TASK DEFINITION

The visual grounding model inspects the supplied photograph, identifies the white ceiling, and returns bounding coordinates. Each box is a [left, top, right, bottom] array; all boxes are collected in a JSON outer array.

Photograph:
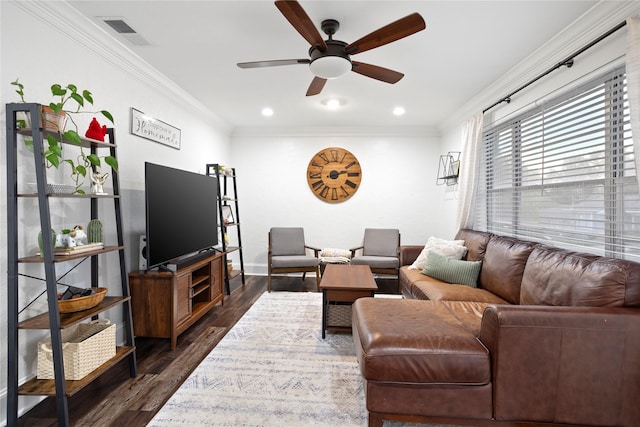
[[68, 1, 598, 130]]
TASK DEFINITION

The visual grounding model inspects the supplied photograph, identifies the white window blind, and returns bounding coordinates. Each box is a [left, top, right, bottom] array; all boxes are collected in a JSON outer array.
[[476, 66, 640, 261]]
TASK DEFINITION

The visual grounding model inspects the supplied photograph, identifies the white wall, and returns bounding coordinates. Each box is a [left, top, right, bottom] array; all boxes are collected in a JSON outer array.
[[0, 2, 231, 423], [230, 128, 444, 274]]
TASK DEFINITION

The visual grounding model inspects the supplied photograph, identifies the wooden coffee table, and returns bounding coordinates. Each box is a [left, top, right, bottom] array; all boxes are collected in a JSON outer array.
[[319, 264, 378, 338]]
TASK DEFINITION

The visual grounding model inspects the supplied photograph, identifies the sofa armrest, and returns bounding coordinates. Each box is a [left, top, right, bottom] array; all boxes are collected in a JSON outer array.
[[479, 305, 640, 425], [399, 245, 423, 266]]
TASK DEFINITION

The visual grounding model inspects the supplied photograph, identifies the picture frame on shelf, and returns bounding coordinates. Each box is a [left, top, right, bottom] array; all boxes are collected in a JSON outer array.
[[221, 205, 234, 225]]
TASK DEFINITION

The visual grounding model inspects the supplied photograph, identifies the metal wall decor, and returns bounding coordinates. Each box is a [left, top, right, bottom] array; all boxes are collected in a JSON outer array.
[[436, 151, 460, 186]]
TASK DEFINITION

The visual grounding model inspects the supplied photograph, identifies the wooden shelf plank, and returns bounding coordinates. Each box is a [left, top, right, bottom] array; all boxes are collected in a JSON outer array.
[[17, 346, 135, 397], [18, 193, 120, 199], [18, 128, 116, 149], [18, 245, 124, 263], [18, 296, 131, 330]]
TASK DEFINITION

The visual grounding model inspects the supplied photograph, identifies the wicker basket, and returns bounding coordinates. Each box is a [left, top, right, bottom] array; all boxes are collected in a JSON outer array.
[[58, 287, 107, 313], [327, 303, 352, 327], [37, 319, 116, 380]]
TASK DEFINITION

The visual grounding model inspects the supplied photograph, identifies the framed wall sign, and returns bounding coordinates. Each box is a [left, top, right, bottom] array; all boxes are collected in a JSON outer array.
[[130, 108, 181, 150]]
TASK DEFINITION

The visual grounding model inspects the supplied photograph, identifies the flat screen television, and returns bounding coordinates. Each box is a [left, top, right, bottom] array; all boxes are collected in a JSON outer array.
[[144, 162, 219, 270]]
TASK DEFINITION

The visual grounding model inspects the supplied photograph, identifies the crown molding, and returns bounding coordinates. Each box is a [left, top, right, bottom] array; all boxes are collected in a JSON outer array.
[[12, 0, 232, 134], [439, 0, 640, 134]]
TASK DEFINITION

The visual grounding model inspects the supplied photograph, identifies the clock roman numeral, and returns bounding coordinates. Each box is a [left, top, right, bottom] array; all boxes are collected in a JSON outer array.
[[311, 160, 324, 168], [309, 172, 322, 179], [319, 185, 329, 198], [311, 180, 324, 189], [345, 180, 357, 189], [330, 149, 339, 162], [340, 186, 350, 197], [331, 188, 338, 200], [319, 153, 330, 164], [347, 172, 360, 177]]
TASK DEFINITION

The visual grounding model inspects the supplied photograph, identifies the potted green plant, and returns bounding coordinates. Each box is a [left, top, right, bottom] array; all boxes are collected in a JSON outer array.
[[10, 79, 118, 194]]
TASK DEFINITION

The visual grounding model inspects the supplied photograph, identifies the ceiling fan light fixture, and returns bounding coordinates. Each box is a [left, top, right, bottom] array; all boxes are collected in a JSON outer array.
[[309, 56, 352, 79]]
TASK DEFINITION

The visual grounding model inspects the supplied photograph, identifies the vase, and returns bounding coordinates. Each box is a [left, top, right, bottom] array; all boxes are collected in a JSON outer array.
[[38, 229, 56, 257], [40, 106, 67, 132], [87, 219, 103, 243]]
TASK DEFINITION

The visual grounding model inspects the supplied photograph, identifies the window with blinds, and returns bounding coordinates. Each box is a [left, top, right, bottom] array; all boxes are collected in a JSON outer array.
[[476, 66, 640, 261]]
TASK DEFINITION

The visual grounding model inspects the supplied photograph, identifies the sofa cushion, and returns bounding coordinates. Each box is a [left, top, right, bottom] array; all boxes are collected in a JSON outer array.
[[408, 236, 467, 270], [422, 251, 482, 287], [521, 245, 630, 307], [352, 298, 491, 385], [455, 229, 492, 261], [480, 235, 536, 304], [412, 280, 510, 305]]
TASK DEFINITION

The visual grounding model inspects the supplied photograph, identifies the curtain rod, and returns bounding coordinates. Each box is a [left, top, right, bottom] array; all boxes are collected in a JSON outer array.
[[483, 20, 627, 114]]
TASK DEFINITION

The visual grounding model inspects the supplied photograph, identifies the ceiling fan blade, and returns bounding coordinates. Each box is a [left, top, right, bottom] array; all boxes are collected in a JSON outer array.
[[237, 59, 310, 68], [275, 1, 327, 51], [352, 61, 404, 84], [345, 13, 426, 55], [306, 77, 327, 96]]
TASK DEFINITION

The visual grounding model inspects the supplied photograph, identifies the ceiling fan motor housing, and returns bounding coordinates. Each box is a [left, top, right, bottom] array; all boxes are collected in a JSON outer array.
[[308, 40, 352, 79]]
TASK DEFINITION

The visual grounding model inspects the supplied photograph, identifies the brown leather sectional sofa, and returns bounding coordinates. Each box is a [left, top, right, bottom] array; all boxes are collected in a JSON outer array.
[[352, 229, 640, 427]]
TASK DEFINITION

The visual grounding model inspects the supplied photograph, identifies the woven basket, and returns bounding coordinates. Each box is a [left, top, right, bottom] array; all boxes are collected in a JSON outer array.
[[327, 303, 352, 327], [58, 287, 107, 313], [37, 319, 116, 380]]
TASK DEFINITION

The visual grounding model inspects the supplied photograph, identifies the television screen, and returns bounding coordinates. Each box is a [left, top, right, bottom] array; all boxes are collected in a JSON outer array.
[[145, 162, 219, 269]]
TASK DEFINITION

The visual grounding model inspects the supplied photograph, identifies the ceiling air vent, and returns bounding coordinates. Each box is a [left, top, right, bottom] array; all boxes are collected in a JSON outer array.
[[101, 17, 150, 46], [104, 19, 136, 34]]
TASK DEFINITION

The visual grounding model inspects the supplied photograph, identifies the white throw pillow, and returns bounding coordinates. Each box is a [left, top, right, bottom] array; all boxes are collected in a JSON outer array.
[[408, 237, 467, 270]]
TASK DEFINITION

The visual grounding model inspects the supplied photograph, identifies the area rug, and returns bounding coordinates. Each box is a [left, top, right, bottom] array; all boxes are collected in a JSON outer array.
[[148, 292, 461, 427]]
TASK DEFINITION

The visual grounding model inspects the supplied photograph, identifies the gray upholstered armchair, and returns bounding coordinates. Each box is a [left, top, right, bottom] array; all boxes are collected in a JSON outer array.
[[268, 227, 321, 292], [350, 228, 400, 279]]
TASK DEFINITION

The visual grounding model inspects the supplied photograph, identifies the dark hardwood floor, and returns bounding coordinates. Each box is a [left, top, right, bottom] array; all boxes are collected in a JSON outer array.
[[18, 275, 397, 426]]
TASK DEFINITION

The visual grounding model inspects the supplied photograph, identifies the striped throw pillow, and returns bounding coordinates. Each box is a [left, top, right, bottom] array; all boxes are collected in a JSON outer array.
[[421, 251, 482, 287]]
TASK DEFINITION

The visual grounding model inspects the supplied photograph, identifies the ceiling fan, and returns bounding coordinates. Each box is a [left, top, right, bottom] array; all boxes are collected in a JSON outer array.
[[237, 0, 426, 96]]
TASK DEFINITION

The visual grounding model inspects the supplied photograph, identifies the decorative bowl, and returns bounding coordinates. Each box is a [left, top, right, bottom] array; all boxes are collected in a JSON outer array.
[[58, 287, 107, 313]]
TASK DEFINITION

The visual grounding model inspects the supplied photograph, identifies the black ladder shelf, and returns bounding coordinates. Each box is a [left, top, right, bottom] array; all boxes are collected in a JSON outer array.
[[206, 164, 245, 295], [5, 103, 137, 427]]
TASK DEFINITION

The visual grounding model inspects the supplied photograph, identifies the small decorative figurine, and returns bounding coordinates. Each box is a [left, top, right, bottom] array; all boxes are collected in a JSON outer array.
[[90, 169, 109, 195], [55, 225, 88, 248], [85, 117, 107, 141]]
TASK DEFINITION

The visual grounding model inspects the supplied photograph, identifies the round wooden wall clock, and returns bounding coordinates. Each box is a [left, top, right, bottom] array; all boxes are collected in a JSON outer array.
[[307, 147, 362, 203]]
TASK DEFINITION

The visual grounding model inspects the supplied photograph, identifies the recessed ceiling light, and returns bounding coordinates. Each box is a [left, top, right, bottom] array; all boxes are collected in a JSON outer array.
[[321, 98, 346, 110], [261, 107, 274, 117], [393, 106, 406, 116]]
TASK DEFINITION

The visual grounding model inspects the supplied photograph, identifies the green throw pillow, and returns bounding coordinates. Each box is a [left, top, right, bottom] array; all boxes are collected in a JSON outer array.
[[421, 251, 482, 287]]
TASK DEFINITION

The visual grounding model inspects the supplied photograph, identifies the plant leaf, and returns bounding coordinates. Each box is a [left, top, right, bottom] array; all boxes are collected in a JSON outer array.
[[76, 165, 87, 177], [49, 103, 63, 114], [87, 153, 101, 166], [24, 139, 34, 153], [67, 84, 77, 93], [75, 188, 86, 195], [70, 92, 84, 107], [64, 130, 82, 145], [51, 84, 66, 96], [101, 110, 114, 123], [83, 90, 94, 104], [104, 156, 118, 171], [47, 153, 60, 168]]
